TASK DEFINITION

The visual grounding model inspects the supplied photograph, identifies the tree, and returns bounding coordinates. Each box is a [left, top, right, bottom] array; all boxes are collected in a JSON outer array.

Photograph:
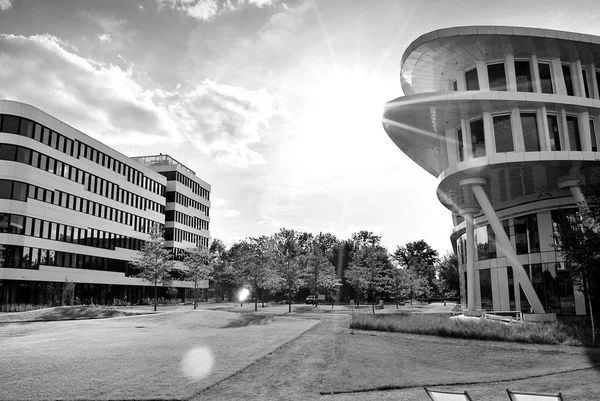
[[209, 238, 236, 302], [393, 240, 439, 295], [303, 251, 340, 307], [390, 267, 432, 306], [436, 252, 460, 299], [554, 190, 600, 345], [273, 228, 309, 313], [230, 237, 278, 311], [345, 232, 393, 313], [183, 245, 214, 309], [131, 223, 173, 311]]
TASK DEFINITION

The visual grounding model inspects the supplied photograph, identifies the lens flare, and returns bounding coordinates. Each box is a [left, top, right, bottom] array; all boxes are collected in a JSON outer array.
[[238, 288, 250, 302], [181, 347, 214, 381]]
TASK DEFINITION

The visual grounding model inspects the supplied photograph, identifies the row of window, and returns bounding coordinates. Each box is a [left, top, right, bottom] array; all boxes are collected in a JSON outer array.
[[0, 244, 137, 275], [0, 179, 160, 235], [0, 114, 165, 196], [165, 210, 209, 231], [159, 170, 210, 201], [457, 213, 540, 263], [165, 191, 209, 216], [457, 59, 600, 97], [0, 212, 145, 251], [0, 143, 164, 214], [474, 262, 575, 315], [164, 227, 208, 247], [455, 112, 597, 161]]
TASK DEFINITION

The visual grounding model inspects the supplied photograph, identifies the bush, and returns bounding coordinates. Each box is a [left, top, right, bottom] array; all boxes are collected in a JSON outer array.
[[349, 313, 599, 347]]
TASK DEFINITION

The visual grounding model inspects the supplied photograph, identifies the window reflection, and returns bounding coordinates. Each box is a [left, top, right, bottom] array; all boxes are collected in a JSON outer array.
[[539, 63, 553, 94], [521, 113, 539, 152], [493, 114, 513, 152], [487, 63, 507, 91], [515, 61, 533, 92], [470, 119, 485, 157], [465, 68, 479, 91], [562, 64, 574, 96], [547, 114, 561, 151], [566, 115, 582, 151]]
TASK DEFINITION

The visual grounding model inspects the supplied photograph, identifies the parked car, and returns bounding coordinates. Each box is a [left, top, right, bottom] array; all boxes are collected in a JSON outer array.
[[305, 295, 317, 304]]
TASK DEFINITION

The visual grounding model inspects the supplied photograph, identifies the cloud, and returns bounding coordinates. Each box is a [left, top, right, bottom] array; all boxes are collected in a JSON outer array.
[[83, 12, 134, 49], [158, 0, 280, 22], [0, 0, 12, 11], [212, 209, 240, 218], [98, 33, 112, 42], [0, 34, 287, 167]]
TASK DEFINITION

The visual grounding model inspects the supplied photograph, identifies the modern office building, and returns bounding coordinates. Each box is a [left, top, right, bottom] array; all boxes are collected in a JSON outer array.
[[0, 100, 209, 307], [383, 26, 600, 318], [132, 154, 211, 260]]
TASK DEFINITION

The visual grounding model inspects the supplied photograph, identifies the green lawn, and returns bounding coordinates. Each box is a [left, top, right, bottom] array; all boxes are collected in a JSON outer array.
[[0, 308, 318, 400]]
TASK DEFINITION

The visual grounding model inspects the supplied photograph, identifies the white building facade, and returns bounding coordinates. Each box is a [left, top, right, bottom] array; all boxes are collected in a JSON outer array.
[[383, 26, 600, 318], [0, 100, 207, 306]]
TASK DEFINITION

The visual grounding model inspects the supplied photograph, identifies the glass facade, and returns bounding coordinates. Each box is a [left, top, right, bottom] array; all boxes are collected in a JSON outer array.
[[538, 63, 553, 94], [465, 68, 479, 91], [566, 115, 582, 151]]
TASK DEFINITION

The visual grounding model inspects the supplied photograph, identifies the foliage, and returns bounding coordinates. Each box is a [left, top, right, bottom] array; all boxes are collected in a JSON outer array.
[[131, 223, 173, 311], [273, 228, 311, 312], [393, 239, 439, 294], [436, 252, 460, 299], [302, 233, 341, 306], [209, 238, 236, 302], [553, 178, 600, 345], [389, 267, 431, 305], [61, 278, 76, 306], [230, 236, 279, 310], [345, 231, 393, 312], [166, 287, 179, 299], [350, 313, 599, 347], [183, 245, 214, 309]]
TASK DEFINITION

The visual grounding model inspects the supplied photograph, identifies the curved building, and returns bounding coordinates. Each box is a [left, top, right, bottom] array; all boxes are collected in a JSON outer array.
[[383, 26, 600, 318]]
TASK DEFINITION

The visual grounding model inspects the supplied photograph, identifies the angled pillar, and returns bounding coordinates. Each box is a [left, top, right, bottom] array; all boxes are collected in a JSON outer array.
[[459, 178, 546, 314]]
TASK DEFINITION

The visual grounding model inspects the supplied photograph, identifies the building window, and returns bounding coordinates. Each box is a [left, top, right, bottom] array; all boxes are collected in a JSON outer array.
[[457, 127, 464, 162], [521, 113, 540, 152], [582, 68, 590, 98], [1, 115, 20, 134], [488, 63, 507, 91], [562, 64, 574, 96], [566, 115, 582, 151], [514, 213, 540, 255], [452, 80, 458, 91], [479, 269, 493, 311], [493, 114, 513, 152], [465, 68, 479, 91], [590, 119, 598, 152], [547, 114, 561, 151], [470, 118, 485, 158], [515, 61, 533, 92]]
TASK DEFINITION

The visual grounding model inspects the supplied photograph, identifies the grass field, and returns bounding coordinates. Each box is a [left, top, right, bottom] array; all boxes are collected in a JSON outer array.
[[2, 303, 600, 401], [0, 308, 318, 400]]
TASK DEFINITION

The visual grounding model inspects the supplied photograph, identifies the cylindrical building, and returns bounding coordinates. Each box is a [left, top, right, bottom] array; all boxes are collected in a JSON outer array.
[[383, 26, 600, 318]]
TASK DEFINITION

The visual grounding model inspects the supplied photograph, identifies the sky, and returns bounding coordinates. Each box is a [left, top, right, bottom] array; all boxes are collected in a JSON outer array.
[[1, 0, 600, 256]]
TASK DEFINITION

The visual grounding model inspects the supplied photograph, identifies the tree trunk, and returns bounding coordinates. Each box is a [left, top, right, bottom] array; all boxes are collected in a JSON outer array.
[[154, 279, 158, 312], [371, 289, 375, 314], [589, 297, 596, 345], [288, 289, 292, 313], [193, 285, 198, 309]]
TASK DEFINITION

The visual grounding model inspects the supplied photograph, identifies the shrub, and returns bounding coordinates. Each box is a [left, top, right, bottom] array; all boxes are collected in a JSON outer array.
[[349, 313, 598, 347]]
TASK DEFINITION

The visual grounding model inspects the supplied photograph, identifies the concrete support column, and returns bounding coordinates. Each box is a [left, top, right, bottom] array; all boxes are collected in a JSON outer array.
[[559, 179, 586, 209], [552, 58, 567, 95], [445, 128, 459, 166], [505, 54, 517, 92], [511, 108, 525, 152], [571, 60, 584, 97], [477, 61, 490, 91], [460, 178, 546, 314], [462, 208, 479, 311], [579, 111, 592, 151], [483, 112, 495, 155], [590, 63, 599, 99], [531, 55, 541, 93], [538, 107, 551, 151]]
